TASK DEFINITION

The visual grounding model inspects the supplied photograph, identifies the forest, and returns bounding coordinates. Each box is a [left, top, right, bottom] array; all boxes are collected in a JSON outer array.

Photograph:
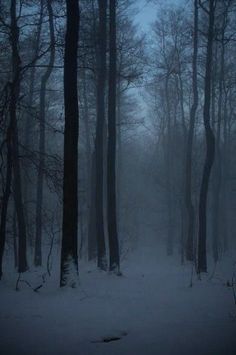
[[0, 0, 236, 354]]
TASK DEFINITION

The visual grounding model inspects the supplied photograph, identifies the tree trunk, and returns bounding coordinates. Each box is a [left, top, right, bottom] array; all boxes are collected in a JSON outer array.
[[117, 77, 122, 234], [107, 0, 120, 273], [95, 0, 108, 270], [60, 0, 79, 288], [0, 124, 13, 279], [211, 2, 230, 263], [13, 209, 18, 268], [165, 76, 174, 256], [197, 0, 216, 274], [10, 0, 28, 274], [211, 48, 224, 263], [185, 0, 199, 261], [35, 0, 55, 267], [81, 68, 96, 261], [221, 86, 229, 252]]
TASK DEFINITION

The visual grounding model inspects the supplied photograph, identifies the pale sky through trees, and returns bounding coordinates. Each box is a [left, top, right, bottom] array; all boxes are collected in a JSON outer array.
[[135, 1, 156, 31], [135, 0, 186, 32]]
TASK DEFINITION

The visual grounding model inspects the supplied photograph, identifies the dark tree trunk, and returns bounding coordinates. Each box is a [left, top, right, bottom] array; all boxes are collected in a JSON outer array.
[[35, 0, 55, 267], [197, 0, 216, 274], [107, 0, 120, 273], [116, 78, 122, 234], [221, 87, 229, 252], [10, 0, 28, 274], [212, 47, 224, 264], [13, 210, 18, 268], [185, 0, 199, 261], [0, 124, 13, 279], [95, 0, 108, 271], [60, 0, 79, 287], [211, 2, 230, 263]]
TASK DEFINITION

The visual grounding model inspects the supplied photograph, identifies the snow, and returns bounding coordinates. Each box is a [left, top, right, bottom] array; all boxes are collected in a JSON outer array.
[[0, 245, 236, 355]]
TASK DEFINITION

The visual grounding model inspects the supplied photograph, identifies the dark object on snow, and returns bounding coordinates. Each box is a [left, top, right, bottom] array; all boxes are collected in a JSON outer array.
[[91, 331, 128, 343]]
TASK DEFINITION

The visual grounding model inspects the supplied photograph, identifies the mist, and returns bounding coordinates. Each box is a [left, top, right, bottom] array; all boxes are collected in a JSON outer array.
[[0, 0, 236, 354]]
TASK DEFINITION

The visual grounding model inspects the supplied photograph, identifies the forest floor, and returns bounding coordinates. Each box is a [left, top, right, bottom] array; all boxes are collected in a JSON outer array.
[[0, 245, 236, 355]]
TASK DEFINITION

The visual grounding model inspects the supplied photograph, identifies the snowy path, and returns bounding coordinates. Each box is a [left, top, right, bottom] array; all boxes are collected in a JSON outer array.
[[0, 250, 236, 355]]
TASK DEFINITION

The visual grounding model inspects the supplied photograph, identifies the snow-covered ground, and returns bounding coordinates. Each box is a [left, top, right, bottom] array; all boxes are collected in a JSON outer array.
[[1, 246, 236, 355]]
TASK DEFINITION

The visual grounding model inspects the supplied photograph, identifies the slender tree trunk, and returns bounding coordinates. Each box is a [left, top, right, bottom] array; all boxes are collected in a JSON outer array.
[[107, 0, 120, 273], [180, 201, 185, 265], [211, 2, 230, 262], [116, 78, 122, 238], [165, 76, 173, 256], [185, 0, 199, 261], [60, 0, 80, 287], [10, 0, 28, 273], [221, 88, 228, 252], [212, 46, 224, 263], [81, 69, 96, 261], [197, 0, 216, 273], [35, 0, 55, 267], [95, 0, 108, 270], [13, 210, 18, 268], [0, 124, 13, 279], [24, 1, 43, 249], [175, 68, 187, 263]]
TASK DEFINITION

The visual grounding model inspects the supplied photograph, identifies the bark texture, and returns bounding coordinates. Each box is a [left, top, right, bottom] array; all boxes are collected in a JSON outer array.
[[60, 0, 80, 287]]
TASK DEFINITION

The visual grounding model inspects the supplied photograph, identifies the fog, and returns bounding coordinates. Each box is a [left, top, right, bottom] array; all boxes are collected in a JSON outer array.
[[0, 0, 236, 354]]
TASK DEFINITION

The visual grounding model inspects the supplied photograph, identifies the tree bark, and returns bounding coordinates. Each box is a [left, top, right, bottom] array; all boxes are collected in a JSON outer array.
[[185, 0, 199, 261], [107, 0, 120, 273], [211, 1, 230, 263], [0, 123, 13, 279], [165, 76, 174, 256], [10, 0, 28, 274], [197, 0, 216, 274], [60, 0, 79, 287], [95, 0, 108, 270], [81, 68, 96, 261]]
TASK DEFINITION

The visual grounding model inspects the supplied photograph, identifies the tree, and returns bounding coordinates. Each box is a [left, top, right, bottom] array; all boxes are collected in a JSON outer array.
[[197, 0, 216, 273], [95, 0, 108, 270], [10, 0, 28, 273], [0, 85, 12, 279], [107, 0, 120, 273], [185, 0, 199, 261], [60, 0, 80, 287]]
